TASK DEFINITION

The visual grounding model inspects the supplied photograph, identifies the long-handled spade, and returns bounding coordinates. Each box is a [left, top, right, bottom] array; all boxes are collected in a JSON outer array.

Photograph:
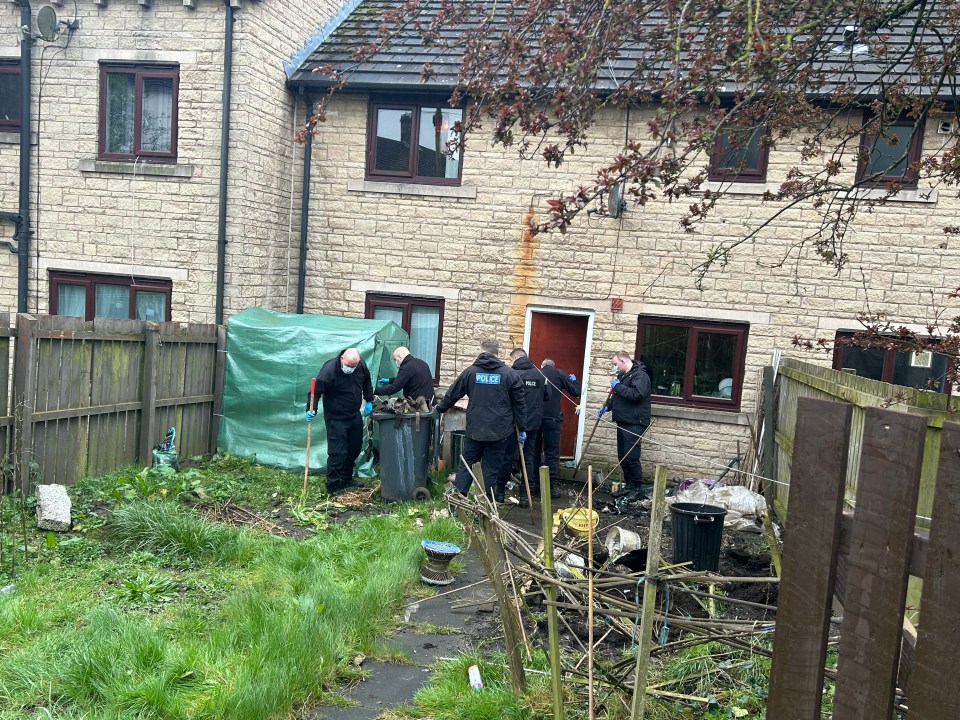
[[573, 386, 613, 477], [302, 378, 316, 504], [515, 426, 536, 524]]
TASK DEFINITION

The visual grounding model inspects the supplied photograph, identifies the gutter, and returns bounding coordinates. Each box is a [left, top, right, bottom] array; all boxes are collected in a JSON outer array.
[[296, 91, 313, 314], [214, 0, 235, 325], [16, 0, 32, 312]]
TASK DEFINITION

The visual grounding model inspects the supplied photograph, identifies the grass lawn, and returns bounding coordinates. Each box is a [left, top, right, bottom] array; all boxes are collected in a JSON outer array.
[[0, 457, 463, 719]]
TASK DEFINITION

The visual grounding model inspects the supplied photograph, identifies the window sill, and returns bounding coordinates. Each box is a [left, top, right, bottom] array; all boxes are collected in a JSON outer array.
[[700, 180, 780, 196], [78, 159, 193, 178], [0, 131, 37, 145], [843, 187, 938, 204], [652, 403, 749, 426], [347, 179, 477, 200]]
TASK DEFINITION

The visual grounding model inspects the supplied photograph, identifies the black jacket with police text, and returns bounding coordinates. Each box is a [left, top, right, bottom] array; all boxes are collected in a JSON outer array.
[[511, 357, 551, 431], [375, 354, 435, 402], [541, 364, 581, 420], [606, 360, 651, 427], [307, 350, 374, 421], [436, 353, 526, 441]]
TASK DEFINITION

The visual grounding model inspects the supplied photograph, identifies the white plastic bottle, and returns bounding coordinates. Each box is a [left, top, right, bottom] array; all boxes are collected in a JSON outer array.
[[467, 664, 483, 691]]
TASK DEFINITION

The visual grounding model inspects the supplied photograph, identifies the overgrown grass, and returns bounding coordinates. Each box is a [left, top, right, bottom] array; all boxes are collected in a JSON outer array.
[[0, 458, 464, 720]]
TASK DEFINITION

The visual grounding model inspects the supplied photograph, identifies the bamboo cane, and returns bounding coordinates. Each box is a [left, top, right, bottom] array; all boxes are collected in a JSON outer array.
[[302, 378, 316, 504], [541, 465, 565, 720], [587, 464, 595, 720]]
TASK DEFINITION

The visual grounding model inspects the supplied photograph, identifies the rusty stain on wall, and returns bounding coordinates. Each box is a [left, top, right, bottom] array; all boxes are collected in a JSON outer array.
[[508, 207, 539, 343]]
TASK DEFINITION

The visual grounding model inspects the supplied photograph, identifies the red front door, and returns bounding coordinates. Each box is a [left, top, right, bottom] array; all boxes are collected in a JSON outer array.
[[527, 312, 589, 456]]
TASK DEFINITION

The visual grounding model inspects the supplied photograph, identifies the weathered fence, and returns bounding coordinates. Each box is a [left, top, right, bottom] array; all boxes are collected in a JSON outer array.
[[766, 357, 958, 527], [1, 313, 224, 493], [767, 397, 960, 719]]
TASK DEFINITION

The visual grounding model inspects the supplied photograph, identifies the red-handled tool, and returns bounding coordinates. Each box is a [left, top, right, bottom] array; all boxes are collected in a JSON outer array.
[[303, 377, 316, 503]]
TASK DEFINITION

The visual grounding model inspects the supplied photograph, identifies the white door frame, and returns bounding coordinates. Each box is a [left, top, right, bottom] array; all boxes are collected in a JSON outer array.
[[523, 305, 595, 462]]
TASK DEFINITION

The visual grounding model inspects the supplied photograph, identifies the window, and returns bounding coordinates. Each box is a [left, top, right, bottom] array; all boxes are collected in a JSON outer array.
[[50, 271, 172, 321], [709, 125, 768, 182], [365, 294, 444, 382], [832, 332, 950, 393], [0, 62, 20, 131], [99, 64, 178, 161], [857, 116, 923, 189], [637, 317, 749, 411], [367, 99, 463, 185]]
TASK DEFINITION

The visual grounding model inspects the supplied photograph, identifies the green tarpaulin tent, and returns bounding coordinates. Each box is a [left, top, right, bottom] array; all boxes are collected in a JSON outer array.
[[218, 308, 408, 476]]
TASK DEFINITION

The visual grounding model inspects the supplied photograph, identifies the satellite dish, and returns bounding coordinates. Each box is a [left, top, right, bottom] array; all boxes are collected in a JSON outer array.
[[36, 6, 58, 42]]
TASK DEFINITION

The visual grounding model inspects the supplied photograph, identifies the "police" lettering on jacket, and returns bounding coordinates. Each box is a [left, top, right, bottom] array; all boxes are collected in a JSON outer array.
[[475, 373, 501, 384]]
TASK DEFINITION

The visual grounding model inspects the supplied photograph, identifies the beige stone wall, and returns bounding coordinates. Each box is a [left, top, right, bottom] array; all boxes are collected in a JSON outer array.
[[304, 94, 960, 478], [0, 0, 337, 323]]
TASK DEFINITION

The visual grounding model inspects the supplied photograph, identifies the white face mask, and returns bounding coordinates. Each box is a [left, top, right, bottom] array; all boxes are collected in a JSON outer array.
[[395, 359, 402, 369], [341, 363, 356, 375], [611, 364, 619, 375]]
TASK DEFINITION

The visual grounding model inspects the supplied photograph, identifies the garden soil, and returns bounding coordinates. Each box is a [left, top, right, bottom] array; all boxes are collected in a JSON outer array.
[[312, 480, 776, 719]]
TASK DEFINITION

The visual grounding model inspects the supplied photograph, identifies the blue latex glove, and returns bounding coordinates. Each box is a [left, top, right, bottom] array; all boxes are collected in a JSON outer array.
[[610, 378, 620, 389], [575, 405, 582, 416], [305, 410, 316, 422], [378, 377, 390, 384], [362, 401, 373, 417], [568, 373, 577, 382], [518, 431, 527, 444], [597, 406, 607, 418]]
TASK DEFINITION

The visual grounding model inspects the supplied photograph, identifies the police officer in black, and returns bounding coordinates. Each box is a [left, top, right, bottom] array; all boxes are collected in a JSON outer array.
[[436, 339, 526, 502], [374, 346, 435, 403], [598, 350, 651, 494], [539, 357, 581, 498], [504, 348, 551, 507], [305, 347, 374, 494]]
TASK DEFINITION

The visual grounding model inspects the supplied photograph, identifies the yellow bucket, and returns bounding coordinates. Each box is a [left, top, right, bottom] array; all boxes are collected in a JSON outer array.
[[553, 508, 599, 539]]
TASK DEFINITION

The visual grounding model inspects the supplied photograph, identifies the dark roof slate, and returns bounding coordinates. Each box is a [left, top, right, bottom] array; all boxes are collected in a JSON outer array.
[[285, 0, 954, 102]]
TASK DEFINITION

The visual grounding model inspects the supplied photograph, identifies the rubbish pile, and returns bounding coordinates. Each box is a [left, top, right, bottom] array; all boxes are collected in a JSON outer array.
[[667, 479, 767, 532]]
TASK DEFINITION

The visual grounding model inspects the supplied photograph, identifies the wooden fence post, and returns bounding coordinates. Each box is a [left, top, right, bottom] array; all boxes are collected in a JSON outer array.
[[12, 315, 37, 494], [762, 365, 775, 493], [210, 324, 226, 455], [767, 397, 852, 719], [139, 325, 160, 466]]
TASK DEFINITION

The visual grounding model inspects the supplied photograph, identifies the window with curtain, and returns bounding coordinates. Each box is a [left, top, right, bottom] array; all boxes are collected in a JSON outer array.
[[367, 98, 463, 185], [636, 316, 749, 411], [99, 64, 178, 161], [50, 271, 172, 321], [0, 62, 20, 131], [365, 294, 444, 382]]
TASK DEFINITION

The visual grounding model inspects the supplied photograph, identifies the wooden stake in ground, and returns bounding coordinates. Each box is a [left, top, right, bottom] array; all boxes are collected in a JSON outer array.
[[587, 465, 595, 720], [630, 464, 668, 720], [540, 465, 565, 720], [302, 378, 316, 503]]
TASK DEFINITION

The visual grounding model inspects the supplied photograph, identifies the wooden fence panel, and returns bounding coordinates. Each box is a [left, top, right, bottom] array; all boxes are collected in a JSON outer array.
[[0, 313, 12, 492], [907, 421, 960, 719], [0, 314, 222, 492], [833, 408, 927, 720], [767, 398, 852, 719]]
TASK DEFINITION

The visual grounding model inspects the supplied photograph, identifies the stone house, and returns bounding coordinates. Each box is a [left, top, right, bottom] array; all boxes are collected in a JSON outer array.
[[1, 0, 338, 323], [283, 1, 959, 477]]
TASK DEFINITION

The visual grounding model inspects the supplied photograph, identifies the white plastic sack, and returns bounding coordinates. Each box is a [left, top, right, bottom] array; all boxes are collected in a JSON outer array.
[[668, 480, 767, 530]]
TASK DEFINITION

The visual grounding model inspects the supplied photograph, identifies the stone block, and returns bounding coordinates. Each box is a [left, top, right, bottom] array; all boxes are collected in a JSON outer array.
[[36, 484, 72, 532]]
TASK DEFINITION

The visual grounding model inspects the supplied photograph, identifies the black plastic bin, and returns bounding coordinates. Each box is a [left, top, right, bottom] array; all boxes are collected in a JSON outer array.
[[670, 502, 727, 572], [373, 411, 437, 501]]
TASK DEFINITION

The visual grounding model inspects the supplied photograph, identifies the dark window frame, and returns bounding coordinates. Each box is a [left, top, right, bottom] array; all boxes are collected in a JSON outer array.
[[98, 63, 179, 162], [365, 97, 464, 186], [50, 271, 172, 321], [856, 114, 923, 189], [636, 316, 749, 412], [831, 331, 952, 395], [364, 293, 444, 384], [0, 61, 21, 131], [708, 124, 769, 183]]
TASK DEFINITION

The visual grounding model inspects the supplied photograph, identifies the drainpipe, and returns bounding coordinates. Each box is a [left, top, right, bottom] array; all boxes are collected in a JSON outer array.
[[296, 91, 313, 314], [16, 0, 32, 313], [214, 0, 235, 325]]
